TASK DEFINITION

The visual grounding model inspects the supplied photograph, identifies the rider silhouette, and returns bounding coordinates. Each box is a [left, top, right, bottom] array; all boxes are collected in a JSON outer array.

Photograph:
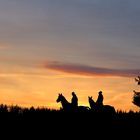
[[71, 92, 78, 107], [96, 91, 104, 106]]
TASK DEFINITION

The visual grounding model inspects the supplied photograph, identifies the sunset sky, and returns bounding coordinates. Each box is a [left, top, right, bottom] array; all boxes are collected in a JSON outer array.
[[0, 0, 140, 111]]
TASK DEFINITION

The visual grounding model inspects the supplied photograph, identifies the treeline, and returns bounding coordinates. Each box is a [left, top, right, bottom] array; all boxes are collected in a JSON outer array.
[[0, 103, 139, 121], [0, 103, 139, 139], [0, 103, 138, 114], [0, 103, 139, 114]]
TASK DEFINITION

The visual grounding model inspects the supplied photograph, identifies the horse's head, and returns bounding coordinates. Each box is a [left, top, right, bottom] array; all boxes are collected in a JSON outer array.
[[88, 96, 95, 103], [88, 96, 96, 109], [56, 93, 64, 103]]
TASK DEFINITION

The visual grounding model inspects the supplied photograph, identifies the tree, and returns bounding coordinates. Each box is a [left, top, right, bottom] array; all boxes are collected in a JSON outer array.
[[132, 76, 140, 107], [135, 76, 140, 85]]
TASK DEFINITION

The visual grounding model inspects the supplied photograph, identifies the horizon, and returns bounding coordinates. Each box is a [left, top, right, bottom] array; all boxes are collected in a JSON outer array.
[[0, 0, 140, 112]]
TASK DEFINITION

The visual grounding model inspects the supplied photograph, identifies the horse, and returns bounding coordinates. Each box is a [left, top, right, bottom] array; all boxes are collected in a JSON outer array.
[[88, 96, 97, 111], [88, 96, 116, 114], [56, 93, 72, 111], [56, 93, 90, 112]]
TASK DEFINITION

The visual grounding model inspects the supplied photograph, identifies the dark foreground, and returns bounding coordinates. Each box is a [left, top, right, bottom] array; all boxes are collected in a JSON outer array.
[[0, 105, 140, 139]]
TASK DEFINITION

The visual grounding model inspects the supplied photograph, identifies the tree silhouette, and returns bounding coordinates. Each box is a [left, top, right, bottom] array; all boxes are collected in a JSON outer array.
[[135, 76, 140, 85], [132, 76, 140, 107]]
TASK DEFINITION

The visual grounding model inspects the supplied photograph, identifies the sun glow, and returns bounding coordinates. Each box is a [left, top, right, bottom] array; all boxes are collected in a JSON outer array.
[[0, 65, 138, 112]]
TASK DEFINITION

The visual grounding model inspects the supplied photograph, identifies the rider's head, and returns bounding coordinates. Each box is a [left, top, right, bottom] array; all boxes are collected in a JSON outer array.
[[72, 92, 75, 96]]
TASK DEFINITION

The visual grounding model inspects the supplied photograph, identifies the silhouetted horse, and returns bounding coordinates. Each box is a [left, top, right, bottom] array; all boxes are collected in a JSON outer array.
[[88, 96, 115, 114], [56, 93, 89, 112], [88, 96, 97, 111], [56, 93, 72, 111]]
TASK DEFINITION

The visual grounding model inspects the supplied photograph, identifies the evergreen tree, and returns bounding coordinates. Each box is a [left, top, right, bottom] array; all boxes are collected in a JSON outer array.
[[132, 76, 140, 107]]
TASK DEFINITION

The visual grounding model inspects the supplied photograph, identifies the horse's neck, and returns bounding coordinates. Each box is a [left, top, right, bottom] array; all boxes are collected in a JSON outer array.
[[90, 100, 96, 107], [61, 97, 69, 108]]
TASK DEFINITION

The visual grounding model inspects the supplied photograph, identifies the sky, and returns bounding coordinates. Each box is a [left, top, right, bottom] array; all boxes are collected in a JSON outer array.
[[0, 0, 140, 111]]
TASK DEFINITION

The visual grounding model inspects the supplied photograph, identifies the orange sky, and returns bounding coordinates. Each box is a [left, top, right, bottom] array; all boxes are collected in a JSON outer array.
[[0, 66, 139, 112], [0, 1, 140, 112]]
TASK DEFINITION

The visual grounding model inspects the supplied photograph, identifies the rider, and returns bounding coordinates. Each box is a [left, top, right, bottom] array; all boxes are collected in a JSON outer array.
[[96, 91, 104, 106], [71, 91, 78, 107]]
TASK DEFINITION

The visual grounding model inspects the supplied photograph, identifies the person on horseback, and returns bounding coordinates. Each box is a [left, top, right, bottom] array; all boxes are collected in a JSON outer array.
[[71, 91, 78, 107], [96, 91, 104, 106]]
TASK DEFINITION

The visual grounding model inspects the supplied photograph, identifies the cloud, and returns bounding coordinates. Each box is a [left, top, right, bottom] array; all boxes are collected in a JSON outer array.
[[44, 61, 140, 77]]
